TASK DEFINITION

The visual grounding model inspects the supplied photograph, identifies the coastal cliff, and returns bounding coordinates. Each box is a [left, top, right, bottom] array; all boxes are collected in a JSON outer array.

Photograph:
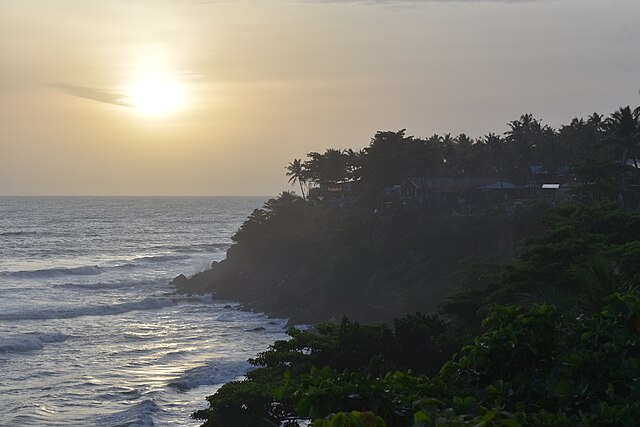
[[188, 200, 640, 426], [173, 193, 541, 324]]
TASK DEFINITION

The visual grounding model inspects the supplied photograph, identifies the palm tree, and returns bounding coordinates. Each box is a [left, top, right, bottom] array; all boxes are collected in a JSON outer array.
[[504, 114, 546, 185], [285, 159, 307, 199], [343, 148, 361, 181], [479, 133, 506, 176], [601, 107, 640, 206], [603, 106, 640, 168]]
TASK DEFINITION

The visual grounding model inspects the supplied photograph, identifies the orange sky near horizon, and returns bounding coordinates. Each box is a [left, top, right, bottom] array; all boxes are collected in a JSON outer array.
[[1, 0, 639, 196]]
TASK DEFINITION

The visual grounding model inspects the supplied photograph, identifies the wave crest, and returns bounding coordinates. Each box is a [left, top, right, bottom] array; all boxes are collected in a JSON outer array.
[[133, 254, 191, 263], [1, 253, 193, 279], [0, 332, 68, 353], [169, 358, 251, 391], [2, 265, 104, 279], [0, 297, 177, 321], [95, 399, 158, 427]]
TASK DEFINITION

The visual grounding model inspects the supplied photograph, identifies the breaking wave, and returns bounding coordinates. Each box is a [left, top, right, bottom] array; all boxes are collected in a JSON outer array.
[[95, 399, 158, 427], [156, 243, 229, 253], [0, 297, 178, 321], [132, 254, 192, 263], [0, 332, 68, 353], [169, 358, 252, 391], [2, 265, 106, 279], [56, 279, 163, 291], [1, 254, 193, 279]]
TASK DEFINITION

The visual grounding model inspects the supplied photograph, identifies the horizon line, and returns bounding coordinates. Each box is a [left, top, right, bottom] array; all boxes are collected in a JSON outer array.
[[0, 194, 277, 198]]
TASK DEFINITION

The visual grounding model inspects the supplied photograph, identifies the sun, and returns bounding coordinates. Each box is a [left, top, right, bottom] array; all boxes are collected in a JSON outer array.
[[126, 73, 184, 116]]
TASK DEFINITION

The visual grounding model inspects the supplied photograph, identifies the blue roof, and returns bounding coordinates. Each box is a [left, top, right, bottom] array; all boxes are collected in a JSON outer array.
[[480, 181, 518, 190]]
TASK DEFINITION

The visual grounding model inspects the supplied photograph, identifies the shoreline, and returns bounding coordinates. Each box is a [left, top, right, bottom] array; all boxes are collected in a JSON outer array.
[[171, 272, 324, 327]]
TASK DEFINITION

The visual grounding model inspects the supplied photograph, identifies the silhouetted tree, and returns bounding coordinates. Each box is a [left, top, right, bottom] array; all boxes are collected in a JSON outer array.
[[504, 114, 548, 184], [443, 134, 478, 177], [359, 130, 413, 189], [603, 106, 640, 168], [285, 159, 307, 199], [344, 148, 362, 181], [304, 149, 351, 189], [558, 115, 606, 163], [477, 133, 507, 176]]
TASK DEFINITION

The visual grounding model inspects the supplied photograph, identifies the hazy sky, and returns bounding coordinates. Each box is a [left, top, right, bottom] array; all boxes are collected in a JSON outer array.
[[1, 0, 639, 196]]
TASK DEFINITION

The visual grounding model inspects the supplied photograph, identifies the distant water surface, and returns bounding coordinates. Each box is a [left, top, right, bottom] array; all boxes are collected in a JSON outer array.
[[0, 196, 287, 426]]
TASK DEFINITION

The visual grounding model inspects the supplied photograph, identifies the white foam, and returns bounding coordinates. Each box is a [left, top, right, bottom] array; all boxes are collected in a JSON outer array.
[[95, 399, 158, 427], [2, 265, 105, 279], [0, 297, 177, 321], [56, 279, 165, 291], [154, 242, 229, 253], [134, 254, 191, 263], [0, 332, 68, 353], [2, 254, 193, 280], [169, 359, 252, 391]]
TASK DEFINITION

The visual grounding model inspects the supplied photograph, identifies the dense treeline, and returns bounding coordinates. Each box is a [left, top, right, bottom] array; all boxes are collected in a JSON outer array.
[[440, 202, 640, 328], [175, 192, 531, 323], [177, 106, 640, 325], [286, 106, 640, 206]]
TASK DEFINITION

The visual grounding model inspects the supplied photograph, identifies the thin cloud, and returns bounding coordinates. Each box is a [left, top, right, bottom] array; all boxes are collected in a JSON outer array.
[[48, 83, 131, 107]]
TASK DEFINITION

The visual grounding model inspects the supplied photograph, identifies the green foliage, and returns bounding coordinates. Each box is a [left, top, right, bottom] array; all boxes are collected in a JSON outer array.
[[194, 293, 640, 426], [439, 294, 640, 425], [449, 256, 503, 292], [289, 368, 434, 422], [188, 107, 640, 427], [412, 397, 521, 427], [252, 318, 395, 377], [392, 313, 464, 375], [199, 293, 639, 425], [298, 294, 640, 426], [252, 315, 461, 386], [440, 203, 640, 322], [312, 411, 386, 427], [191, 380, 285, 427], [193, 314, 461, 426]]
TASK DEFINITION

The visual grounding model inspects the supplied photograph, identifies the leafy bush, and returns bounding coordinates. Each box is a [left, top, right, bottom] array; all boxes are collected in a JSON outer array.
[[190, 201, 640, 426], [192, 315, 460, 426], [194, 294, 640, 426], [439, 294, 640, 425]]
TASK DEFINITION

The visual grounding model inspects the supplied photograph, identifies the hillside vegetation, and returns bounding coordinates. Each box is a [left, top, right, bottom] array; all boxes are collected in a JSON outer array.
[[176, 105, 640, 323], [175, 193, 538, 323], [191, 202, 640, 426], [178, 106, 640, 426]]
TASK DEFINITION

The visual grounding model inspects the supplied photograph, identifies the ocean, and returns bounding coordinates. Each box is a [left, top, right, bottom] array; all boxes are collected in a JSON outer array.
[[0, 196, 288, 426]]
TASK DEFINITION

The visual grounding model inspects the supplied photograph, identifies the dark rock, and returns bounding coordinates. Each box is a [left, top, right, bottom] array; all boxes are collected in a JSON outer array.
[[247, 327, 265, 332], [170, 274, 189, 288]]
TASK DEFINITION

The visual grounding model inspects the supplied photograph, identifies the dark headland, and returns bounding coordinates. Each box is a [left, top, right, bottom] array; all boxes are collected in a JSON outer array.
[[175, 108, 640, 426], [172, 203, 536, 325]]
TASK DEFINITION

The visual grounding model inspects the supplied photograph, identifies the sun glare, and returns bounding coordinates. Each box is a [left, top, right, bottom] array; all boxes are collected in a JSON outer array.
[[126, 74, 184, 116]]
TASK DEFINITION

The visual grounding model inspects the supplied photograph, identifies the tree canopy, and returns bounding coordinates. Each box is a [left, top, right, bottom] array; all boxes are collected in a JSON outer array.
[[288, 106, 640, 206]]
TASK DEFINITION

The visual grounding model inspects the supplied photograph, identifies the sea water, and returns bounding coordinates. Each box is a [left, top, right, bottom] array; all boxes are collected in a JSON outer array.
[[0, 197, 287, 426]]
